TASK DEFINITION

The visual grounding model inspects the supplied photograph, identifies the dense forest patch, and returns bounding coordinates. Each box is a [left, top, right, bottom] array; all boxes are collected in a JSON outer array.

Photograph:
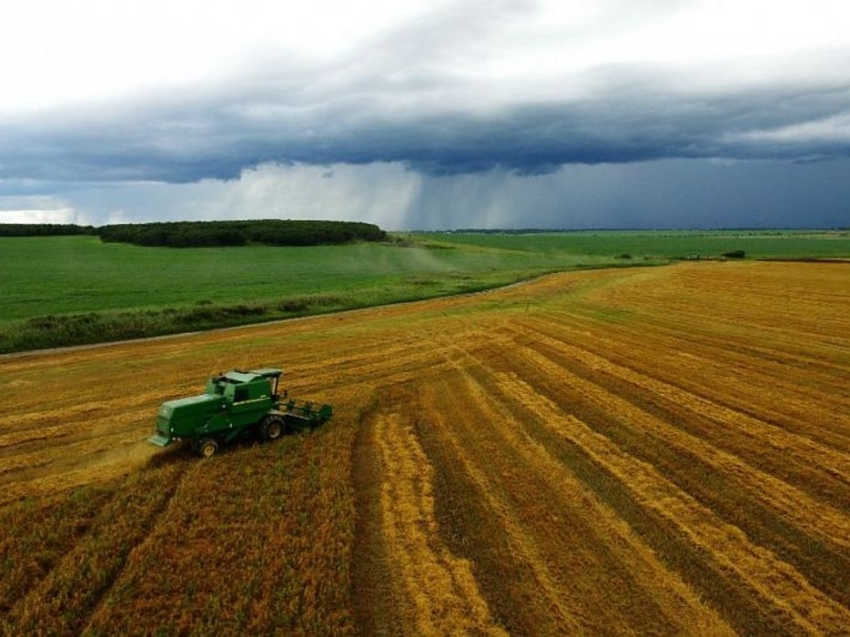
[[1, 220, 386, 247], [0, 223, 95, 236], [97, 220, 386, 247]]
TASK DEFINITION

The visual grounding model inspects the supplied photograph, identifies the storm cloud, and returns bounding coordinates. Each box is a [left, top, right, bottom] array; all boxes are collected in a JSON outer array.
[[3, 52, 850, 182], [1, 0, 849, 228]]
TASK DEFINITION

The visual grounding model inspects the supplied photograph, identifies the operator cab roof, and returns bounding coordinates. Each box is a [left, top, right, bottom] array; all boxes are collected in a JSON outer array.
[[250, 368, 283, 378], [219, 368, 282, 384]]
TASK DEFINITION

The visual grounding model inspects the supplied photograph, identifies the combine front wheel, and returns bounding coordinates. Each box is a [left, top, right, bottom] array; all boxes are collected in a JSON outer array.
[[198, 438, 219, 458], [262, 417, 284, 442]]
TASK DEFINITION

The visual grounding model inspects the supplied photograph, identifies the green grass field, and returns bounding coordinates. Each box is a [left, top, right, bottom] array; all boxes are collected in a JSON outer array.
[[426, 229, 850, 259], [0, 235, 612, 320], [1, 230, 847, 353]]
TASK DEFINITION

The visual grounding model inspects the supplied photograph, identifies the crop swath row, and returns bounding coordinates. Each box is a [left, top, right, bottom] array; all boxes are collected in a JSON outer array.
[[1, 261, 849, 635]]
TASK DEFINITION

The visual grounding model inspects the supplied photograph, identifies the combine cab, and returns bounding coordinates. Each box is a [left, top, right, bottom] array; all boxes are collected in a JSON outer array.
[[148, 368, 332, 457]]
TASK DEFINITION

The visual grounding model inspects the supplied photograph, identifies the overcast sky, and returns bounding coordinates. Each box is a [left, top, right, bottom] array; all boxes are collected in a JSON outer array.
[[1, 0, 849, 230]]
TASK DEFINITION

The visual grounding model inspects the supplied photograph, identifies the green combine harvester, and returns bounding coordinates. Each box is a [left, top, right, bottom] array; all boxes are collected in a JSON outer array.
[[148, 368, 332, 458]]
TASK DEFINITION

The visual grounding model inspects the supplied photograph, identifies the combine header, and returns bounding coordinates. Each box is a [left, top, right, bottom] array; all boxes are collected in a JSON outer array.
[[148, 368, 332, 457]]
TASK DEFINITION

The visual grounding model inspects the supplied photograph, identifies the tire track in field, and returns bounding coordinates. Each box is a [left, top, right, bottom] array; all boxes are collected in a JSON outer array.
[[529, 297, 850, 402], [413, 376, 589, 635], [285, 334, 457, 394], [570, 262, 850, 383], [0, 424, 69, 449], [503, 344, 850, 635], [528, 356, 850, 610], [351, 399, 406, 636], [8, 458, 191, 634], [510, 314, 850, 487], [510, 319, 850, 538], [371, 405, 507, 636], [522, 311, 850, 449], [0, 429, 159, 505], [429, 342, 737, 635], [78, 456, 212, 633]]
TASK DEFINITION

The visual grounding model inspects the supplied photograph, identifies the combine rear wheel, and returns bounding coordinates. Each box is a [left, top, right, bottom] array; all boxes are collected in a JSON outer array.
[[262, 416, 284, 441], [198, 437, 219, 458]]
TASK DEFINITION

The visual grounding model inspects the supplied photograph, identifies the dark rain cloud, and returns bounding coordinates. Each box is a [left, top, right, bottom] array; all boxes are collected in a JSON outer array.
[[3, 71, 849, 187], [1, 0, 849, 189]]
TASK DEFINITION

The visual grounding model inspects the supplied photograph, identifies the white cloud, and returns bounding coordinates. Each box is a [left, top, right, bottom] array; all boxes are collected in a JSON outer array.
[[0, 0, 455, 115], [3, 0, 848, 116], [603, 0, 850, 66], [0, 198, 79, 224]]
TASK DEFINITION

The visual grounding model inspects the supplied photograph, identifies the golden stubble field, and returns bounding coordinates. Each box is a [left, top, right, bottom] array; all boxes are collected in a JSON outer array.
[[2, 261, 849, 635]]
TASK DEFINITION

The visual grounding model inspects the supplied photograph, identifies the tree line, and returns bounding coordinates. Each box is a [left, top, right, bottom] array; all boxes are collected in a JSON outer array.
[[0, 223, 95, 236], [1, 220, 387, 247]]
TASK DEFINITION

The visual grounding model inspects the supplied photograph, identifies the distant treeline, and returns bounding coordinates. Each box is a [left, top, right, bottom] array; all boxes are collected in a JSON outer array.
[[0, 223, 95, 236], [1, 220, 387, 247], [98, 220, 386, 247]]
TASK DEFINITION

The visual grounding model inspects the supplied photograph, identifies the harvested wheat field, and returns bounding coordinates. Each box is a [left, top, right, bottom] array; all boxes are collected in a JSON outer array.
[[2, 261, 849, 635]]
